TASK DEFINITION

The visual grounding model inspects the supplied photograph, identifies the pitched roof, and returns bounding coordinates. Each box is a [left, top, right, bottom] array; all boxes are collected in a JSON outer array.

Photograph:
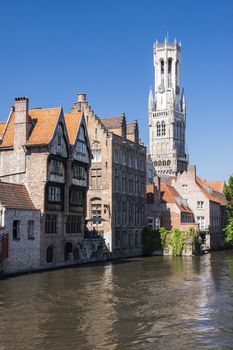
[[0, 108, 61, 148], [0, 182, 36, 210], [64, 112, 82, 145], [161, 183, 193, 213], [0, 122, 6, 135], [27, 108, 61, 146], [196, 176, 223, 204], [100, 116, 123, 129], [202, 179, 225, 193]]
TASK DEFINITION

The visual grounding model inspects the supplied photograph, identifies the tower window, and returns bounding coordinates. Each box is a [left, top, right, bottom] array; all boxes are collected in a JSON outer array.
[[161, 121, 166, 136], [161, 60, 164, 74], [168, 58, 172, 74], [156, 122, 161, 137]]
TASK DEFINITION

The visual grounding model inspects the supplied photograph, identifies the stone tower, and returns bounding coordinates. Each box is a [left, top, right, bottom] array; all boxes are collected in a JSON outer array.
[[148, 38, 188, 175]]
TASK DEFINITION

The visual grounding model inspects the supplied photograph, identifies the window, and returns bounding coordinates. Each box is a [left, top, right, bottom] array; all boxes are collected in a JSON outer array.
[[161, 121, 166, 136], [48, 185, 61, 203], [66, 215, 81, 233], [27, 220, 35, 239], [182, 184, 188, 193], [49, 159, 64, 177], [128, 172, 133, 194], [114, 169, 119, 192], [91, 168, 102, 189], [157, 122, 161, 137], [91, 201, 102, 219], [140, 176, 144, 196], [135, 175, 139, 195], [161, 60, 164, 74], [47, 247, 53, 263], [92, 149, 101, 162], [197, 216, 205, 230], [45, 215, 57, 234], [197, 201, 204, 209], [72, 164, 86, 179], [78, 141, 87, 156], [168, 74, 172, 88], [13, 220, 20, 240], [70, 188, 85, 209], [122, 171, 126, 193], [168, 58, 172, 74]]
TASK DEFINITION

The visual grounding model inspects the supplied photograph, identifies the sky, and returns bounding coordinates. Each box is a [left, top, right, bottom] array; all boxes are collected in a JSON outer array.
[[0, 0, 232, 181]]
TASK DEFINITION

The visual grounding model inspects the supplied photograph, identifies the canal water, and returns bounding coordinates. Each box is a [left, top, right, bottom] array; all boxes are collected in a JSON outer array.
[[0, 252, 233, 350]]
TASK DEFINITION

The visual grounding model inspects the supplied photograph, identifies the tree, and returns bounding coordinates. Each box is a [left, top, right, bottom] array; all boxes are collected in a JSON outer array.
[[224, 175, 233, 244]]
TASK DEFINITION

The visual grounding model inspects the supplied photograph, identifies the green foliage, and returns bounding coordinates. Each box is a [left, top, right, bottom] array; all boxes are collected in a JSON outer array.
[[224, 217, 233, 245], [141, 227, 162, 255], [224, 175, 233, 210], [141, 226, 199, 256], [224, 175, 233, 245], [171, 228, 186, 256], [159, 227, 171, 248]]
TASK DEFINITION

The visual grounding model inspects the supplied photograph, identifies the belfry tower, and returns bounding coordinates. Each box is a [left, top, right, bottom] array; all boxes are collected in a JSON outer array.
[[148, 38, 188, 175]]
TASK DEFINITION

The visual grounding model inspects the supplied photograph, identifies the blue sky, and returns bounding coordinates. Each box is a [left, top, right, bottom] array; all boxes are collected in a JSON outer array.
[[0, 0, 232, 181]]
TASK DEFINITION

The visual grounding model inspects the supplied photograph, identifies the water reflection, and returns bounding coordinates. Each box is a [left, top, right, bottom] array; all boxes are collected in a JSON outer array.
[[0, 252, 233, 349]]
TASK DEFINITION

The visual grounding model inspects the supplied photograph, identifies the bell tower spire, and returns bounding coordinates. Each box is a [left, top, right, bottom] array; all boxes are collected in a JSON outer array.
[[148, 39, 189, 175]]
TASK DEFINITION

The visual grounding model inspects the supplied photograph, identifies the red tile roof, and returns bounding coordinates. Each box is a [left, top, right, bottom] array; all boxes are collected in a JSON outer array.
[[196, 176, 223, 204], [0, 182, 36, 210], [161, 183, 193, 213], [0, 122, 6, 135], [64, 112, 82, 145], [0, 108, 61, 148]]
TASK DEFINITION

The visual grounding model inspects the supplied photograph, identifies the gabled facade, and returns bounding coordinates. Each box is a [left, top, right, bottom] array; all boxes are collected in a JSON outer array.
[[71, 93, 147, 258], [171, 165, 226, 249], [0, 97, 91, 269]]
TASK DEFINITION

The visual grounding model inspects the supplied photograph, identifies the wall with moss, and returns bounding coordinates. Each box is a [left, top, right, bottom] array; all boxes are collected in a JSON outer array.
[[142, 227, 200, 256]]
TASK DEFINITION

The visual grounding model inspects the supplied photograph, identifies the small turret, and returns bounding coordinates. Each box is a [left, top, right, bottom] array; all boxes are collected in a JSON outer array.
[[148, 87, 154, 111], [181, 89, 186, 113]]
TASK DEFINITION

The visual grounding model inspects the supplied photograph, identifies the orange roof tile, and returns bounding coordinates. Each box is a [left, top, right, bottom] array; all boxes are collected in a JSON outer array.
[[0, 112, 15, 148], [161, 183, 193, 213], [196, 176, 222, 204], [0, 182, 36, 210], [27, 108, 61, 146], [0, 122, 6, 135], [203, 180, 225, 193], [0, 108, 61, 148], [64, 112, 82, 145]]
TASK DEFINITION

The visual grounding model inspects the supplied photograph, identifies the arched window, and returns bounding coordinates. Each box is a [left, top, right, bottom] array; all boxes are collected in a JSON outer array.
[[163, 160, 166, 166], [168, 58, 172, 74], [161, 60, 164, 74], [157, 122, 161, 137], [161, 121, 166, 136], [47, 247, 53, 263], [167, 160, 171, 166], [158, 160, 162, 166]]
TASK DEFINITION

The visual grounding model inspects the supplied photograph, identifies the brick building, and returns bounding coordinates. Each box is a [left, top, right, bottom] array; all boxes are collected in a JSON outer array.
[[0, 182, 40, 275], [71, 93, 147, 258], [0, 97, 91, 269], [171, 165, 226, 249]]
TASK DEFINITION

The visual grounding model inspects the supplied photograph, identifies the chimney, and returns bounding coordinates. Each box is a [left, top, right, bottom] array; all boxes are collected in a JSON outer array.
[[187, 164, 196, 179], [14, 97, 29, 148], [71, 93, 88, 113]]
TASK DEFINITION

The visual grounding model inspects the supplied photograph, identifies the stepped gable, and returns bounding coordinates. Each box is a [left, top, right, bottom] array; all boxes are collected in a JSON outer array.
[[0, 107, 61, 148], [0, 181, 36, 210], [64, 112, 82, 145]]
